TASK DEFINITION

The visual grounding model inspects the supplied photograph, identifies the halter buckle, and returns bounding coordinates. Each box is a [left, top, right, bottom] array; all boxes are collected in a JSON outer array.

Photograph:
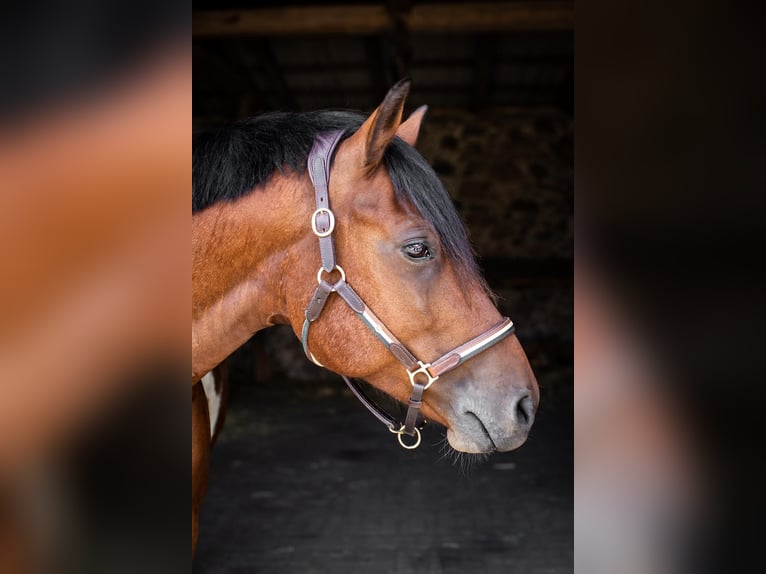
[[389, 425, 422, 449], [407, 361, 438, 390], [311, 208, 335, 238]]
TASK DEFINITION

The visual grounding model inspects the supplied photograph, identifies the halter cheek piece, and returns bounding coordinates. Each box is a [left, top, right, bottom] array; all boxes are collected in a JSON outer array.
[[301, 130, 515, 449]]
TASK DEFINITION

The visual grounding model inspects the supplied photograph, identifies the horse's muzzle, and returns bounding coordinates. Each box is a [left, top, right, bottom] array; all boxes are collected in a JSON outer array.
[[446, 387, 537, 453]]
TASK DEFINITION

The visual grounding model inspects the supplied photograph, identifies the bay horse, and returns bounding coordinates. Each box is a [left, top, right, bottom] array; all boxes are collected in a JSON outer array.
[[191, 80, 539, 554]]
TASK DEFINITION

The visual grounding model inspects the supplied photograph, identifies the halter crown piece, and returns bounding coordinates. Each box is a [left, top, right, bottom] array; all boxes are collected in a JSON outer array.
[[301, 131, 516, 449]]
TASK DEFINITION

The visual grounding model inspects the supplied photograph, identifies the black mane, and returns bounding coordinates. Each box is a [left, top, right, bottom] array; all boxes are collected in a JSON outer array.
[[193, 111, 482, 283]]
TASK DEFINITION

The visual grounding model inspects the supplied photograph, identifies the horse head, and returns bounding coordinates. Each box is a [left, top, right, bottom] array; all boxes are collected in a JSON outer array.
[[283, 80, 539, 453]]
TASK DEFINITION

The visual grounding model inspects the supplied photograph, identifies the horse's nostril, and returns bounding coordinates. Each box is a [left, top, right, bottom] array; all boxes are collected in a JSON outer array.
[[515, 394, 535, 429]]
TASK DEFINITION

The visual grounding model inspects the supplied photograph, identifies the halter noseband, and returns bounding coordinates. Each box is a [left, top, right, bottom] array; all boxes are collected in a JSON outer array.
[[301, 130, 515, 449]]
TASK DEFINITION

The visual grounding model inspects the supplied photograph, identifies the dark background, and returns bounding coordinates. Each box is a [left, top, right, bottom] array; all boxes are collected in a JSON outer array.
[[192, 1, 573, 572]]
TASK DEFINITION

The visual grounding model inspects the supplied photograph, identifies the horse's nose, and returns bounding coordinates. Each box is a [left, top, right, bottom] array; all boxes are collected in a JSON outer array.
[[512, 392, 536, 433]]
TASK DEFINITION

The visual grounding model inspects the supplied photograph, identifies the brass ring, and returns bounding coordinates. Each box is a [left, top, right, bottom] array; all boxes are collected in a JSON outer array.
[[316, 265, 345, 285], [390, 425, 421, 449], [396, 427, 421, 450], [311, 208, 335, 238]]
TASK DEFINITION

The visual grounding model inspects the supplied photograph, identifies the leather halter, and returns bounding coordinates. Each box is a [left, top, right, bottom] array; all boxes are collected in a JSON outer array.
[[301, 130, 515, 449]]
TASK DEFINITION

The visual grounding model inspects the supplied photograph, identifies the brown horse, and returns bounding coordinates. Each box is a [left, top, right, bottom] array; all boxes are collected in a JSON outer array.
[[191, 80, 539, 554]]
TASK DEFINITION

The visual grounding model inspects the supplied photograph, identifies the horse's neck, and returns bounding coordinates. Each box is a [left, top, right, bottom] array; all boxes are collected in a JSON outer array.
[[192, 173, 311, 381]]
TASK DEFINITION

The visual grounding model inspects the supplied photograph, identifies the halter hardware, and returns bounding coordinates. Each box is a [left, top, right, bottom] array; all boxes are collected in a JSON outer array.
[[301, 130, 516, 449], [407, 361, 438, 390], [311, 207, 335, 238], [390, 425, 422, 450], [317, 265, 345, 285]]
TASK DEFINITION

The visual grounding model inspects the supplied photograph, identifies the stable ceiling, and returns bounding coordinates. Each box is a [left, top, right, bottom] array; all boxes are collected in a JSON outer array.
[[193, 1, 573, 127]]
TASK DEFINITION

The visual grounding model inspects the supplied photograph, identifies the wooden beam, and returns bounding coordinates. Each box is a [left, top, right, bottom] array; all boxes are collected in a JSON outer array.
[[363, 35, 391, 101], [556, 65, 574, 115], [194, 5, 389, 36], [287, 84, 563, 96], [193, 2, 573, 37], [248, 39, 298, 111], [193, 42, 254, 97], [387, 0, 413, 79], [267, 54, 572, 75], [409, 2, 573, 33], [470, 34, 498, 111]]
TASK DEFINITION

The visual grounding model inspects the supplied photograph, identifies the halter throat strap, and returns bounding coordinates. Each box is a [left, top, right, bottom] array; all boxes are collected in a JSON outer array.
[[301, 130, 515, 449]]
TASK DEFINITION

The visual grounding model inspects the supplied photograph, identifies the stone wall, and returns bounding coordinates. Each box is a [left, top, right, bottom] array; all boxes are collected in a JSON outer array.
[[418, 108, 573, 259]]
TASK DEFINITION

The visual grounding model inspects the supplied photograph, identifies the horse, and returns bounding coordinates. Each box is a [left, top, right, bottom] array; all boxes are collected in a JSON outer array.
[[191, 79, 539, 555]]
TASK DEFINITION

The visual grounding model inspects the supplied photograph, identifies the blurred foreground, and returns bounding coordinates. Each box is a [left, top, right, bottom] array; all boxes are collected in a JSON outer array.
[[575, 263, 707, 573], [0, 3, 189, 572], [576, 1, 766, 571]]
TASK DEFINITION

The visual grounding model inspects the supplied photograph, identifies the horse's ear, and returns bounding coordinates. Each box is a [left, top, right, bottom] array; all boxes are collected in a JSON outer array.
[[348, 78, 410, 176], [396, 105, 428, 146]]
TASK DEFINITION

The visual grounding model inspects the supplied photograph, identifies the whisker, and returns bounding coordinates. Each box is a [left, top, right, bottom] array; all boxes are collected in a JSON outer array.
[[434, 433, 491, 476]]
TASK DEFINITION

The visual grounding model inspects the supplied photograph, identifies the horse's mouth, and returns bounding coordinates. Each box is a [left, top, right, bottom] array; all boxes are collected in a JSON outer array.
[[467, 411, 497, 451], [446, 409, 530, 454], [445, 412, 497, 454]]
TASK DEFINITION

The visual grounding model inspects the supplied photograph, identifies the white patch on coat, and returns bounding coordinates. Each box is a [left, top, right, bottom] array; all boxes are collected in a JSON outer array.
[[201, 371, 221, 439]]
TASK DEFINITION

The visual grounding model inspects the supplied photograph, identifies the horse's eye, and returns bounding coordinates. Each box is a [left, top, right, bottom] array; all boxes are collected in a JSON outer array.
[[402, 242, 432, 260]]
